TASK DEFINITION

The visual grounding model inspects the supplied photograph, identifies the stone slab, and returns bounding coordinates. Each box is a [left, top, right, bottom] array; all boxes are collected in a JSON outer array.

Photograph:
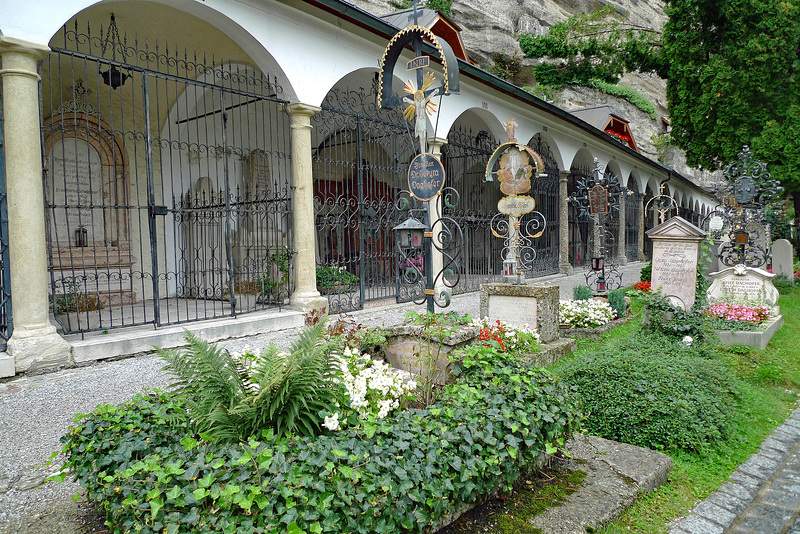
[[70, 309, 304, 363], [772, 239, 794, 281], [529, 434, 673, 534], [707, 265, 779, 307], [0, 352, 14, 378], [715, 315, 783, 350]]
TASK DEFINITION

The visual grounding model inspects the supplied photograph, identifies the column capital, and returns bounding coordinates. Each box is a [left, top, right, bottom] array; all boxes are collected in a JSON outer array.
[[286, 102, 321, 120], [0, 35, 50, 57], [559, 169, 570, 182]]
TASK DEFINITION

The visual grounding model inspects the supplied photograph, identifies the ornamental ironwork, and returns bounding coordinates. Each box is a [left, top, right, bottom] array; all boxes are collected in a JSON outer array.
[[394, 187, 463, 311], [568, 158, 629, 291], [707, 146, 783, 268], [485, 119, 547, 283]]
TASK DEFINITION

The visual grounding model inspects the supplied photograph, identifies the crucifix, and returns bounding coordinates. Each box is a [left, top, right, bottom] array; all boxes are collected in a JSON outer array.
[[400, 0, 446, 154]]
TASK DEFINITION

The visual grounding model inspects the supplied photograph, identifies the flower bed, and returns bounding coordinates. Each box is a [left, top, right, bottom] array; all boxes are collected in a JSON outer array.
[[559, 299, 616, 329], [55, 356, 578, 534], [703, 302, 770, 325]]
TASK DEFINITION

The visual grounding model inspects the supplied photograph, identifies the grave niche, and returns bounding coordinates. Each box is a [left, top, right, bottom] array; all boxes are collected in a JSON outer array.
[[44, 113, 135, 307]]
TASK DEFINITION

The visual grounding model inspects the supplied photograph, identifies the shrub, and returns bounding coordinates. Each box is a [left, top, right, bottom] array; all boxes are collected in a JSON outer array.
[[316, 265, 358, 290], [608, 289, 626, 319], [640, 262, 652, 282], [586, 79, 658, 120], [56, 359, 579, 534], [559, 332, 741, 452], [573, 285, 593, 300], [157, 321, 342, 442], [559, 299, 616, 328]]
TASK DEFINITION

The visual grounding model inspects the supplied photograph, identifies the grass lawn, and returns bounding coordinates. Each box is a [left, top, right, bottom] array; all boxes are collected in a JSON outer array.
[[454, 285, 800, 534], [596, 285, 800, 533]]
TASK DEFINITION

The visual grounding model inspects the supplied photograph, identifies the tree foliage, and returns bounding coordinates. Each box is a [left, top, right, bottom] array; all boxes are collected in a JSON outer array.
[[663, 0, 800, 178], [518, 1, 800, 205], [518, 6, 664, 87]]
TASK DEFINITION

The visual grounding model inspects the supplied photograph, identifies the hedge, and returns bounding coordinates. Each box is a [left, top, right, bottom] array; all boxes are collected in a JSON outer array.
[[56, 360, 579, 534]]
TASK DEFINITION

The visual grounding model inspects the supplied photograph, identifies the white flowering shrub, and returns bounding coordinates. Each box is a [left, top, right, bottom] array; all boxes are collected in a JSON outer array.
[[324, 347, 417, 431], [559, 299, 616, 328]]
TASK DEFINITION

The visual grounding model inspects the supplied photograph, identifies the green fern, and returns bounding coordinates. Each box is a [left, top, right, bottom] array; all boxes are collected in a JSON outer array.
[[158, 321, 343, 442]]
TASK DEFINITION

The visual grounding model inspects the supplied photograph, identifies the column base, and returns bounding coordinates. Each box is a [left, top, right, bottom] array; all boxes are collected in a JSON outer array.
[[0, 352, 14, 377], [7, 324, 72, 373], [559, 261, 573, 275], [289, 291, 330, 319]]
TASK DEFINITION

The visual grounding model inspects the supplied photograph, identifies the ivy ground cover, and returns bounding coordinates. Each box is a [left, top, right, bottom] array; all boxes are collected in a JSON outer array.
[[55, 335, 577, 533]]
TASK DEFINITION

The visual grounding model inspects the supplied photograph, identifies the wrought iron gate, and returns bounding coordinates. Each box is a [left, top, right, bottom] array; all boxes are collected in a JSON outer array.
[[311, 85, 414, 313], [442, 127, 503, 293], [523, 134, 560, 277], [625, 181, 640, 262], [568, 165, 594, 268], [42, 21, 293, 335], [0, 84, 12, 349]]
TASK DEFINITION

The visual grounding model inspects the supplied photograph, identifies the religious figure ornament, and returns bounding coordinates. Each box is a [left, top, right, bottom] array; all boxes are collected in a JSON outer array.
[[645, 181, 679, 225], [484, 120, 548, 283], [704, 146, 784, 268]]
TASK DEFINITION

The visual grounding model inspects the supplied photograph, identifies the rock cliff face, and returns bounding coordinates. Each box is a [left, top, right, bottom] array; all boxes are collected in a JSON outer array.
[[349, 0, 718, 187]]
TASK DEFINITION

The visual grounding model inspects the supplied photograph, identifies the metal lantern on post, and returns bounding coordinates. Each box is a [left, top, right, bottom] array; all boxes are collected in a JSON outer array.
[[393, 217, 426, 250], [591, 256, 604, 271]]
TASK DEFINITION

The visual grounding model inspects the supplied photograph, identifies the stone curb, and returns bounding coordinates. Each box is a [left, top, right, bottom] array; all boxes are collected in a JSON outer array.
[[668, 405, 800, 534]]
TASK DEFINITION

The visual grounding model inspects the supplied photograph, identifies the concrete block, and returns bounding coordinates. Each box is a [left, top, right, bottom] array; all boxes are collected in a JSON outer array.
[[716, 315, 783, 350]]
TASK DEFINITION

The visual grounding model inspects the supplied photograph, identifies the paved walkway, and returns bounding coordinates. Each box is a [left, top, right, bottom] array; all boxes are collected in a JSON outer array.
[[669, 406, 800, 534]]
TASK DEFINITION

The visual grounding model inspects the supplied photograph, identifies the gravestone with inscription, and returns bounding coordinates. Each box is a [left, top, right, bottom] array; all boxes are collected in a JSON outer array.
[[707, 264, 779, 311], [479, 283, 559, 343], [646, 216, 706, 310]]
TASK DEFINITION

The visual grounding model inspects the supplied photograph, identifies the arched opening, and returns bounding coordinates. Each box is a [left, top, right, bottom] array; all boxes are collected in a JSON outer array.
[[311, 69, 415, 312], [441, 110, 503, 293], [41, 2, 292, 334]]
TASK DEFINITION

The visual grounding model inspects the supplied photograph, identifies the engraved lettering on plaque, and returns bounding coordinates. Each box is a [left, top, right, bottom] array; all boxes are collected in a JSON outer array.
[[588, 184, 608, 215], [247, 150, 271, 194]]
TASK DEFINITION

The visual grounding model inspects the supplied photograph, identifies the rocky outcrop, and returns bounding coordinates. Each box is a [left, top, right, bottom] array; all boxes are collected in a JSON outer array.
[[348, 0, 718, 187]]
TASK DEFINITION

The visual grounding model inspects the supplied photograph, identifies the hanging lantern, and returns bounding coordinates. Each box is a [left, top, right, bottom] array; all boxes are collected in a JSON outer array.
[[734, 228, 749, 245], [100, 14, 129, 90]]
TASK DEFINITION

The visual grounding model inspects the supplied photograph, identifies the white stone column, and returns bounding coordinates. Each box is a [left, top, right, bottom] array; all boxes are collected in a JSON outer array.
[[1, 36, 71, 375], [618, 192, 627, 265], [287, 103, 328, 316], [558, 170, 571, 274], [638, 193, 646, 261], [427, 137, 447, 297]]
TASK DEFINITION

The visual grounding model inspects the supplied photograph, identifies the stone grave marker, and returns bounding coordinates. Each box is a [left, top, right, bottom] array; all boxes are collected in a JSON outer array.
[[707, 264, 779, 311], [646, 216, 706, 310], [479, 283, 559, 343], [772, 239, 794, 282]]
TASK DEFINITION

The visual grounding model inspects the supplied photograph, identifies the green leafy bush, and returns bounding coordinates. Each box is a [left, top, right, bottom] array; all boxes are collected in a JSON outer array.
[[573, 285, 593, 300], [640, 262, 652, 282], [158, 322, 342, 442], [608, 289, 626, 319], [57, 358, 578, 534], [586, 79, 658, 120], [559, 332, 741, 452], [316, 265, 358, 290]]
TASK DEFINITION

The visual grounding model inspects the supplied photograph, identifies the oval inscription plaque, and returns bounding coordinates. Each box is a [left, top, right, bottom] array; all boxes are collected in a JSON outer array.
[[408, 153, 446, 201]]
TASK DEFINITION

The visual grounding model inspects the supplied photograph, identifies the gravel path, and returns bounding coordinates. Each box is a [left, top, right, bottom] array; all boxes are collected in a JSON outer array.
[[0, 264, 645, 533]]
